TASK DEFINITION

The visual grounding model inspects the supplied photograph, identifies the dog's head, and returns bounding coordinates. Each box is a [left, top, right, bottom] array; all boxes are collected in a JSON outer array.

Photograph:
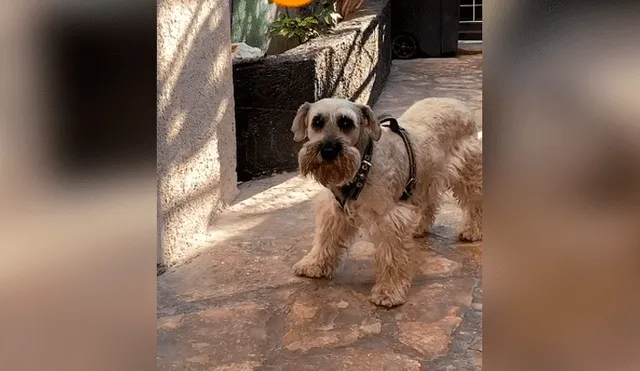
[[291, 98, 381, 187]]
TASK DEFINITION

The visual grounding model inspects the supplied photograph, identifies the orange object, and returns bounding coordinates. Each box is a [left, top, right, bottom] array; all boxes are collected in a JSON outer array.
[[272, 0, 313, 7]]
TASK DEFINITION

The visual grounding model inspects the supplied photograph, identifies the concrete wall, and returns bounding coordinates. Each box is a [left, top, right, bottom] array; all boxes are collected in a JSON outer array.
[[233, 0, 392, 180], [158, 0, 238, 267]]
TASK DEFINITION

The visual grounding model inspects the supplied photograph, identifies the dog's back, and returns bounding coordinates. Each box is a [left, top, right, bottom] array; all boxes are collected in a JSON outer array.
[[398, 97, 477, 147]]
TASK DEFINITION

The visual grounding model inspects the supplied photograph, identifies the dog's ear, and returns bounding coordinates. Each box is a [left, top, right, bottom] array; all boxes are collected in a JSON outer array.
[[359, 104, 381, 141], [291, 102, 311, 142]]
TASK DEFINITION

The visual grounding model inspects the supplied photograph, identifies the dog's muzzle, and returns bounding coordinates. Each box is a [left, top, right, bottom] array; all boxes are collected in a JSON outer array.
[[320, 139, 342, 161]]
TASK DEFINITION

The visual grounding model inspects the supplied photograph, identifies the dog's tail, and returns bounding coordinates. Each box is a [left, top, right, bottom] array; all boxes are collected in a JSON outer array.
[[442, 134, 483, 203]]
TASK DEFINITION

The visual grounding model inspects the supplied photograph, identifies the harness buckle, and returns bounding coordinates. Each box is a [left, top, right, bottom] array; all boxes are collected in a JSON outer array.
[[406, 177, 416, 189], [403, 177, 416, 198]]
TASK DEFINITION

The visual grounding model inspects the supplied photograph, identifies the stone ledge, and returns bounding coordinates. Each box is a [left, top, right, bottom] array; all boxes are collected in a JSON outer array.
[[233, 0, 391, 180]]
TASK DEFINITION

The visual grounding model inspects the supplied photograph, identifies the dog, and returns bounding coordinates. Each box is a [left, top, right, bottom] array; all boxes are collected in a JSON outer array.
[[290, 97, 482, 307]]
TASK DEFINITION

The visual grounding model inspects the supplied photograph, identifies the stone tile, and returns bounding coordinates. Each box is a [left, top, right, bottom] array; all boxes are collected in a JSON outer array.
[[215, 361, 262, 371], [157, 301, 269, 370], [336, 241, 463, 285], [449, 308, 482, 354], [398, 315, 462, 358], [470, 336, 482, 352], [414, 250, 464, 279], [422, 354, 480, 371], [470, 349, 482, 370], [472, 282, 483, 303], [374, 55, 482, 129], [394, 280, 473, 358], [394, 279, 473, 323], [282, 286, 381, 352], [433, 193, 465, 231], [157, 314, 184, 331], [275, 348, 422, 371], [158, 236, 311, 308]]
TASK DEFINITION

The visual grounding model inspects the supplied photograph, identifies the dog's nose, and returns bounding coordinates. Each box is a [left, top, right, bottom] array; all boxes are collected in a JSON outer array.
[[320, 140, 341, 161]]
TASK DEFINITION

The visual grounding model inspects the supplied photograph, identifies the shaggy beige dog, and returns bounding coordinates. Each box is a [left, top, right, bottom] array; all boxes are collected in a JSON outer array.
[[291, 97, 482, 307]]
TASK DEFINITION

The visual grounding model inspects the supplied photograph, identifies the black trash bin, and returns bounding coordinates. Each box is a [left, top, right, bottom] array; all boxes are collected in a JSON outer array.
[[391, 0, 460, 59]]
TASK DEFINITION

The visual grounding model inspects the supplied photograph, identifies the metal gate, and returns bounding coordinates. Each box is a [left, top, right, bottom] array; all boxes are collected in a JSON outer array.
[[391, 0, 460, 59]]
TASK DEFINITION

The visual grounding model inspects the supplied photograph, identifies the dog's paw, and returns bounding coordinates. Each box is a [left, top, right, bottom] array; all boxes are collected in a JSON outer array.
[[413, 216, 435, 239], [370, 285, 407, 308], [292, 259, 332, 279], [458, 227, 482, 242]]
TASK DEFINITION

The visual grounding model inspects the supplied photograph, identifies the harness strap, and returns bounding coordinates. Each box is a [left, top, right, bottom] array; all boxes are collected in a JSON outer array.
[[330, 115, 416, 210], [379, 116, 416, 200], [332, 136, 374, 209]]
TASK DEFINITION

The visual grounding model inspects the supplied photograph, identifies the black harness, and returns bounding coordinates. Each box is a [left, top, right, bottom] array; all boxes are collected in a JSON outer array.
[[332, 116, 416, 209]]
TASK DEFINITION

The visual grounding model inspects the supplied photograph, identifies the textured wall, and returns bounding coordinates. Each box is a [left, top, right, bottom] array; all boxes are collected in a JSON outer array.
[[158, 0, 238, 267], [233, 0, 392, 180]]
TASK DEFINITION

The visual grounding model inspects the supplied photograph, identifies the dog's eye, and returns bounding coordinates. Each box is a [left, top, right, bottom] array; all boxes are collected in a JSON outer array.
[[311, 115, 324, 130], [337, 117, 354, 131]]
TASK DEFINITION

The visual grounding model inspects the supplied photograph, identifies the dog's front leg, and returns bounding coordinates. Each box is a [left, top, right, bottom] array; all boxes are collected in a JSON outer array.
[[370, 204, 416, 307], [293, 195, 357, 279]]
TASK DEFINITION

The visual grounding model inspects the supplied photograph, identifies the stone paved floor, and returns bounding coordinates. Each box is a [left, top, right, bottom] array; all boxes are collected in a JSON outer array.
[[157, 55, 483, 371]]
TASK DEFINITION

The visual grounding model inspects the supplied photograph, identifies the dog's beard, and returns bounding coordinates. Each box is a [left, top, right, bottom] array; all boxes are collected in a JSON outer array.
[[298, 140, 361, 187]]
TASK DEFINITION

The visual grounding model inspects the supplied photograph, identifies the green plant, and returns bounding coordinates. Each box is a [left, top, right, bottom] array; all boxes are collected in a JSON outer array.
[[314, 0, 342, 29], [270, 14, 320, 43], [269, 0, 341, 44]]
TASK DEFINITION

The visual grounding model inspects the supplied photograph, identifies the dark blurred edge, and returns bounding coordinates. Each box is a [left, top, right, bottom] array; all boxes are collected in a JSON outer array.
[[40, 0, 156, 180], [484, 1, 640, 371], [21, 1, 158, 370]]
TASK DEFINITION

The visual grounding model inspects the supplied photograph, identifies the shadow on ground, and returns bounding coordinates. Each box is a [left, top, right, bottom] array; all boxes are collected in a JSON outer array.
[[158, 175, 482, 371]]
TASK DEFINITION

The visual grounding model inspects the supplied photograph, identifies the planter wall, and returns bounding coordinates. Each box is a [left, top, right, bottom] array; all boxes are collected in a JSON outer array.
[[233, 0, 392, 181]]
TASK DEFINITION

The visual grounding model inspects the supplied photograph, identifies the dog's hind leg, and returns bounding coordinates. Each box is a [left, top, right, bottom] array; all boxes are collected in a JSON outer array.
[[293, 191, 358, 279], [450, 138, 483, 242], [413, 183, 443, 238], [370, 204, 416, 307], [455, 190, 482, 242]]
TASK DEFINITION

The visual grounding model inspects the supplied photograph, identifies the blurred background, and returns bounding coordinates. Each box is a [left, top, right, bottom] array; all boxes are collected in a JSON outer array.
[[485, 1, 640, 370]]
